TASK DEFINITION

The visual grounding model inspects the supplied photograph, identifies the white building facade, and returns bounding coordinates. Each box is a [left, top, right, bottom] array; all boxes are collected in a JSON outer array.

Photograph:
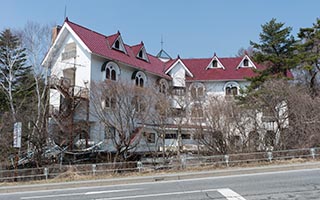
[[42, 18, 277, 153]]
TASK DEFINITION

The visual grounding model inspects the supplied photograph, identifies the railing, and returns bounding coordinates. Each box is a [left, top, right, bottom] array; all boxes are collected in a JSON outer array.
[[1, 147, 319, 182]]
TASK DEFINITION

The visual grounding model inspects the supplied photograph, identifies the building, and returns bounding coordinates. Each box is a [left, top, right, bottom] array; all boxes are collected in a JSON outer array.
[[42, 18, 278, 155]]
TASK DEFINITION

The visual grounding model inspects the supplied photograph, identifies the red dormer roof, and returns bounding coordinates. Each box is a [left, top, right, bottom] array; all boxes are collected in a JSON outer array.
[[65, 20, 169, 79], [181, 57, 265, 81], [106, 31, 120, 48]]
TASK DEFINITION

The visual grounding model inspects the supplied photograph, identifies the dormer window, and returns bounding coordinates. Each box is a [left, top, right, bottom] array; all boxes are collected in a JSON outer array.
[[111, 35, 127, 53], [114, 40, 120, 49], [136, 46, 149, 62], [243, 58, 249, 67], [206, 57, 225, 69], [237, 56, 256, 69], [212, 60, 218, 68]]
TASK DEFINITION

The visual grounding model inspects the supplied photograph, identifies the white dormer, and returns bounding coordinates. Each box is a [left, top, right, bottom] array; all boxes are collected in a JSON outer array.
[[165, 58, 193, 87], [137, 46, 149, 62], [112, 34, 127, 54], [237, 55, 256, 69], [206, 54, 225, 69]]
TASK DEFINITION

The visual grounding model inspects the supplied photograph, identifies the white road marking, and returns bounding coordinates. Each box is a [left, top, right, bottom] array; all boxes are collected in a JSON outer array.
[[95, 188, 218, 200], [20, 188, 142, 199], [218, 188, 247, 200], [2, 168, 319, 197]]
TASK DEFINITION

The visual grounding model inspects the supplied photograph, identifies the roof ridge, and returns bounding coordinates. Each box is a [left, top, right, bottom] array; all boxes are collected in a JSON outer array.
[[66, 19, 108, 38]]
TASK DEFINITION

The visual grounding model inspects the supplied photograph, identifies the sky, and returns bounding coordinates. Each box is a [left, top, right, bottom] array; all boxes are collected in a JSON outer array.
[[1, 0, 320, 58]]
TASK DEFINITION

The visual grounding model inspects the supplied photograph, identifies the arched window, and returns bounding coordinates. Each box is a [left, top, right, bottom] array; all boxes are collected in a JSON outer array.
[[102, 61, 120, 81], [224, 82, 239, 96], [190, 82, 205, 99], [133, 71, 147, 87], [159, 79, 169, 94], [212, 60, 218, 68]]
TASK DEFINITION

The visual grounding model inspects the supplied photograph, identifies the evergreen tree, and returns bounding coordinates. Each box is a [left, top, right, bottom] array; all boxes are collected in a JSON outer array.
[[248, 18, 296, 91], [295, 18, 320, 97], [0, 29, 31, 122]]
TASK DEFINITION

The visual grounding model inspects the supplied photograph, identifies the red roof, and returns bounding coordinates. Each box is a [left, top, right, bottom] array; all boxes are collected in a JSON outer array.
[[180, 57, 265, 81], [65, 20, 169, 79], [63, 19, 292, 82]]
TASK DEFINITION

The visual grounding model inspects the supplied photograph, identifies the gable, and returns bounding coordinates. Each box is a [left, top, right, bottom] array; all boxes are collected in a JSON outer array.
[[237, 55, 256, 69], [206, 55, 225, 69], [111, 33, 127, 54], [165, 59, 193, 78], [42, 20, 91, 67]]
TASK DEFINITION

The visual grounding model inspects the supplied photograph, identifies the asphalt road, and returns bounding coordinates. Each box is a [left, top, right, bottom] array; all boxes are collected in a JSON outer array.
[[1, 168, 320, 200]]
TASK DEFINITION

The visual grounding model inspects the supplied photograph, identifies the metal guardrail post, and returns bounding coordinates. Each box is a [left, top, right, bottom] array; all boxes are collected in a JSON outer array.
[[267, 151, 273, 162], [137, 161, 143, 172], [92, 164, 97, 176], [224, 155, 229, 167], [44, 167, 48, 180], [310, 148, 316, 159]]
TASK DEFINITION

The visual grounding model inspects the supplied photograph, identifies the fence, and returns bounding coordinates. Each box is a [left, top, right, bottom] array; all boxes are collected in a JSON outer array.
[[0, 147, 319, 182]]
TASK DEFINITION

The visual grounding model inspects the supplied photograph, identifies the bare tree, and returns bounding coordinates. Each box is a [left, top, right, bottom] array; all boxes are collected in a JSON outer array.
[[91, 80, 156, 162], [17, 22, 52, 166], [243, 79, 320, 150]]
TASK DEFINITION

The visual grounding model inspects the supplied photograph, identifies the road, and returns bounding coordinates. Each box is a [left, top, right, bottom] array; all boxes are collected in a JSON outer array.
[[1, 168, 320, 200]]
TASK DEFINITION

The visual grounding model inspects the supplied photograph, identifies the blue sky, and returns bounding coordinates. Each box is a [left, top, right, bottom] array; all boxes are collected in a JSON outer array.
[[1, 0, 319, 58]]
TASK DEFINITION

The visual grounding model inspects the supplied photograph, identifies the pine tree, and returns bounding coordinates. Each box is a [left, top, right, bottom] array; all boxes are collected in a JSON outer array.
[[0, 29, 31, 122], [248, 18, 296, 91], [295, 18, 320, 97]]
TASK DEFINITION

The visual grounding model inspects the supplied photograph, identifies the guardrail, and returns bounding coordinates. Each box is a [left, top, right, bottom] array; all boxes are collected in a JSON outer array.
[[0, 147, 319, 182]]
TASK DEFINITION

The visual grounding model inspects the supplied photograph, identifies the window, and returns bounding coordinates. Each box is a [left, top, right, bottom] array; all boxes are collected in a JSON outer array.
[[172, 87, 186, 96], [165, 133, 177, 139], [181, 134, 191, 139], [143, 132, 155, 143], [191, 105, 204, 118], [159, 79, 169, 94], [226, 86, 238, 96], [133, 96, 146, 113], [243, 58, 249, 67], [265, 130, 275, 147], [138, 50, 143, 58], [102, 62, 120, 81], [62, 42, 76, 60], [170, 108, 186, 117], [114, 40, 120, 49], [105, 126, 116, 139], [105, 96, 116, 109], [212, 60, 218, 68], [106, 65, 117, 80], [133, 71, 146, 87], [190, 83, 205, 99], [225, 82, 239, 96]]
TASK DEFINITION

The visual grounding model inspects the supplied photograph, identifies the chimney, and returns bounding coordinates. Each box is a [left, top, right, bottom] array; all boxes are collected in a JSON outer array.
[[51, 25, 62, 44]]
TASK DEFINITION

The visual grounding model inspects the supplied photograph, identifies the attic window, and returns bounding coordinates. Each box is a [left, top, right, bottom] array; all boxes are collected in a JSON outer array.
[[114, 40, 120, 49], [212, 60, 218, 68], [137, 48, 149, 62], [243, 58, 249, 67]]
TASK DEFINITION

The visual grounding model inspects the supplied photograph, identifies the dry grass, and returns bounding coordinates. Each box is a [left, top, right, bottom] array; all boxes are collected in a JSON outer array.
[[0, 158, 318, 187]]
